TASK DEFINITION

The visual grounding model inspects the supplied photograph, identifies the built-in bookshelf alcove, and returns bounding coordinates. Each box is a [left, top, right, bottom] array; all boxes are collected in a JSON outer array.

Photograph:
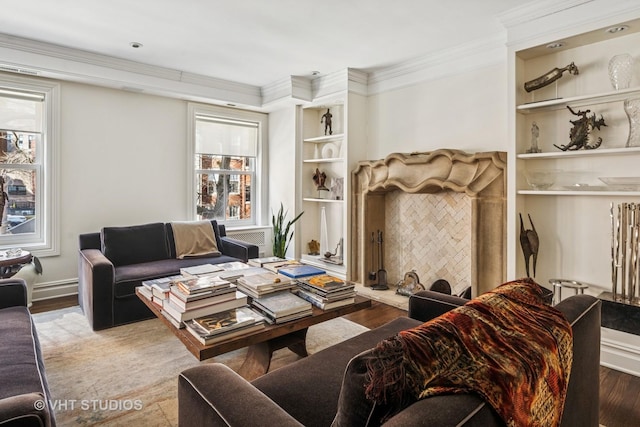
[[350, 149, 507, 296]]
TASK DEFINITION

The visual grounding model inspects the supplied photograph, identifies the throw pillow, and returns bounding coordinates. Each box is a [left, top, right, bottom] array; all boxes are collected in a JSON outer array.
[[101, 223, 169, 267]]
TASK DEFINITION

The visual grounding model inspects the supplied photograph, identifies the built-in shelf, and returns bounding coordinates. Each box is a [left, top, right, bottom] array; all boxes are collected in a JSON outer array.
[[517, 86, 640, 113], [303, 133, 344, 143], [518, 189, 640, 196], [517, 146, 640, 159], [302, 158, 343, 163], [302, 197, 344, 203]]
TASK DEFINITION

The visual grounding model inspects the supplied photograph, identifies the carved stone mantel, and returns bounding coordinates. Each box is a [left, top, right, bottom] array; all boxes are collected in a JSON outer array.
[[350, 149, 507, 296]]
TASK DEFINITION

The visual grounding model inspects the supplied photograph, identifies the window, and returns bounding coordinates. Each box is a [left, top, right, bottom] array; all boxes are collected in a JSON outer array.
[[0, 76, 59, 255], [188, 104, 267, 227]]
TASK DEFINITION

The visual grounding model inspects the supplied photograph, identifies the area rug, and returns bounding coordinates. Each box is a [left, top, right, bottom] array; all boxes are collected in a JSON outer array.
[[33, 306, 369, 426]]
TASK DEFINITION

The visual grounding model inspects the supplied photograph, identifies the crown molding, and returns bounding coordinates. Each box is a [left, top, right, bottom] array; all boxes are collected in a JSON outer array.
[[500, 0, 640, 50], [367, 32, 507, 95], [497, 0, 593, 28], [261, 75, 313, 107], [0, 32, 263, 107]]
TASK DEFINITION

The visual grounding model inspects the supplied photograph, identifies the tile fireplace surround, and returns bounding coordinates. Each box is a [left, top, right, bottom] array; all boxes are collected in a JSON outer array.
[[351, 149, 507, 297]]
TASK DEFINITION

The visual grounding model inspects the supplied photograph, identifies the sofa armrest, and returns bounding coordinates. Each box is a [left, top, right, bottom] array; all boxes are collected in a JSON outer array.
[[408, 290, 468, 322], [220, 236, 259, 262], [0, 392, 53, 427], [0, 278, 28, 309], [78, 248, 115, 330], [178, 364, 303, 427]]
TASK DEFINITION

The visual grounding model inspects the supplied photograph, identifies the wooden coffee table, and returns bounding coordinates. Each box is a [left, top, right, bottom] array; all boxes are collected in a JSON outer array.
[[136, 289, 371, 380]]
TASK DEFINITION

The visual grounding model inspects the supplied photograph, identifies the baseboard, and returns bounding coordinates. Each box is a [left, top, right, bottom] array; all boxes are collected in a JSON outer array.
[[601, 327, 640, 377], [32, 279, 78, 302]]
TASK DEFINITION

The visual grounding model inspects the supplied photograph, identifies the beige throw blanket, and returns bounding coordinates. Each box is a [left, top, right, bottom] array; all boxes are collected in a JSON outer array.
[[171, 221, 220, 259]]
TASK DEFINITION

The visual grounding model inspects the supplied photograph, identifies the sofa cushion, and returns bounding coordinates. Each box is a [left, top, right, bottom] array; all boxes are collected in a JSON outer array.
[[0, 307, 50, 403], [101, 222, 170, 267]]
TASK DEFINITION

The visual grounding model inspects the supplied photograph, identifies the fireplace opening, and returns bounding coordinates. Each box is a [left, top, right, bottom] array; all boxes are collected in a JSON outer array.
[[351, 149, 506, 297]]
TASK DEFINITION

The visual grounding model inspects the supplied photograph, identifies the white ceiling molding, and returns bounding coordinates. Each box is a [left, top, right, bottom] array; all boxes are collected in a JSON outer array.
[[367, 32, 507, 95], [261, 76, 313, 107], [311, 68, 368, 100], [497, 0, 593, 28], [0, 32, 263, 107], [501, 0, 640, 50]]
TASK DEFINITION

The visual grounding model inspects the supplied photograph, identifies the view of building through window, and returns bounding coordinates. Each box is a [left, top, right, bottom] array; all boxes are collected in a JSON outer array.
[[0, 91, 42, 237], [196, 154, 253, 221], [194, 113, 258, 225]]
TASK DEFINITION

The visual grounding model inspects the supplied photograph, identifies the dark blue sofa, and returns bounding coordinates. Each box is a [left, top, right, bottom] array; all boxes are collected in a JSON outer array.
[[78, 220, 258, 330]]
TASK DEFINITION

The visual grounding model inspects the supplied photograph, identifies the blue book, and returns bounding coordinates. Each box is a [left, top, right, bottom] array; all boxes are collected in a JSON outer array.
[[277, 264, 326, 279]]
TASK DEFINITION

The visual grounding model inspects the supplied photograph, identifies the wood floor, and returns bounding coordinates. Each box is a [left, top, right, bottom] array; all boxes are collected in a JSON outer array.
[[32, 296, 640, 426]]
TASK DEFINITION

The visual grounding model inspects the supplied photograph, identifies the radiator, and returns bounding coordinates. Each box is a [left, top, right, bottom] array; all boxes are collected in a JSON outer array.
[[226, 228, 271, 257]]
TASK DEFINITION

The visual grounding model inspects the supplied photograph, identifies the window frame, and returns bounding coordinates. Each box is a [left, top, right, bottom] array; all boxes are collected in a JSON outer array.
[[187, 103, 267, 228], [0, 74, 59, 256]]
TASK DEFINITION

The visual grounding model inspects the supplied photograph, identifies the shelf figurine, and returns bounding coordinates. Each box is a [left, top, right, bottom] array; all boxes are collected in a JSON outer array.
[[524, 62, 579, 93], [554, 105, 606, 151], [527, 121, 541, 153], [519, 213, 539, 278], [321, 108, 332, 135], [313, 168, 329, 191]]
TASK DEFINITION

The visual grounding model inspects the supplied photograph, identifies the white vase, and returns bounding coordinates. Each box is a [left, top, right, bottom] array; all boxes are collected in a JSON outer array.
[[319, 207, 329, 256], [625, 97, 640, 147], [609, 54, 635, 90]]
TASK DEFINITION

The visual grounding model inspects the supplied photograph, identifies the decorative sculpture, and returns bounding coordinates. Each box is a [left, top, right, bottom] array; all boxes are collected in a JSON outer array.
[[519, 213, 539, 278], [527, 122, 541, 153], [313, 168, 328, 191], [308, 239, 320, 256], [396, 270, 425, 297], [524, 62, 579, 93], [554, 105, 606, 151], [321, 108, 332, 135]]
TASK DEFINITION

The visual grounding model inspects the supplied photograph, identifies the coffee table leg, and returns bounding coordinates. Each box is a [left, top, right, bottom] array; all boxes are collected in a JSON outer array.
[[236, 328, 309, 380]]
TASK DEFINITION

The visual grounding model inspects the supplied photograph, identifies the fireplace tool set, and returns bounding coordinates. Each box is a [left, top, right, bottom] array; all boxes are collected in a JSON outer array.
[[370, 229, 388, 290], [611, 202, 640, 305]]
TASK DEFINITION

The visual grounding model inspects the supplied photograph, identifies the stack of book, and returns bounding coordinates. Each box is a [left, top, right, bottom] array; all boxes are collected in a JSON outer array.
[[235, 271, 296, 299], [139, 275, 183, 307], [277, 264, 325, 279], [184, 306, 266, 345], [295, 274, 356, 310], [180, 263, 223, 277], [248, 256, 287, 267], [161, 276, 248, 328], [251, 290, 313, 324]]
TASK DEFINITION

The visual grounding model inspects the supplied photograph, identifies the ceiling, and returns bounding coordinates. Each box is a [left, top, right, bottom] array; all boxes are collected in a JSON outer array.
[[0, 0, 538, 89]]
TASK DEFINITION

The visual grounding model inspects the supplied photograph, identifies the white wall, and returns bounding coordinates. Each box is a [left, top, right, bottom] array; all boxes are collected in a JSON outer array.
[[367, 63, 509, 159], [266, 104, 298, 257], [34, 61, 510, 292], [42, 81, 189, 285]]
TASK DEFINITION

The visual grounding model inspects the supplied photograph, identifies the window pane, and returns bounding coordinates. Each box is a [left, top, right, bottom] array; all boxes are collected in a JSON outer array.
[[0, 168, 36, 235], [196, 172, 252, 221], [196, 155, 254, 172], [0, 131, 38, 164]]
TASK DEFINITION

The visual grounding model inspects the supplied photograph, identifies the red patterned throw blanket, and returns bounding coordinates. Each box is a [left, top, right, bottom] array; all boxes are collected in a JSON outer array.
[[365, 279, 573, 426]]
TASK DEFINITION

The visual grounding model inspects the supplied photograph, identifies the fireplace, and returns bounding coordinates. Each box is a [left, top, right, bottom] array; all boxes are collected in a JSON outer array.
[[350, 149, 506, 297]]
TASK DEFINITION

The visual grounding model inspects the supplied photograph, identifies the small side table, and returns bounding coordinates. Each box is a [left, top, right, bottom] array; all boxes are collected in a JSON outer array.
[[549, 278, 589, 305], [0, 249, 32, 278]]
